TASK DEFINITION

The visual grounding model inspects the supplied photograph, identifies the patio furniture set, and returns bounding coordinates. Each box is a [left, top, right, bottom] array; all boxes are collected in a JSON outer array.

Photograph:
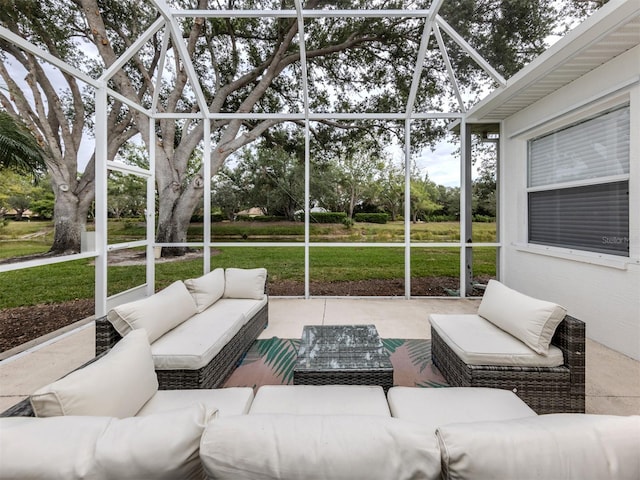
[[1, 270, 637, 479]]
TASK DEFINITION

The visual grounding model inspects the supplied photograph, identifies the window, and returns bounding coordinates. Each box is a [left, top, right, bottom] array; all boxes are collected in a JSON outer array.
[[527, 105, 630, 257]]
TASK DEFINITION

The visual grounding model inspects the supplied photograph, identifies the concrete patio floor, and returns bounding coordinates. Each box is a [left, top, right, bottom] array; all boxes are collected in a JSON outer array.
[[1, 298, 638, 415]]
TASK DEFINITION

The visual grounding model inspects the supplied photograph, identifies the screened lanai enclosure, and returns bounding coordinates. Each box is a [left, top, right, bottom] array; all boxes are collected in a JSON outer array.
[[2, 0, 637, 359]]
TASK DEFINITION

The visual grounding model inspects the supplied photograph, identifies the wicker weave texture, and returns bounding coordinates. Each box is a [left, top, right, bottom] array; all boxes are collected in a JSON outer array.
[[432, 315, 585, 414], [294, 369, 394, 393], [95, 302, 268, 390], [156, 304, 268, 390]]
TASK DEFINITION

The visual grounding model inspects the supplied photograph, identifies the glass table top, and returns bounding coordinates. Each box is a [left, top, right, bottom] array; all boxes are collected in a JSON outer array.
[[295, 324, 393, 372]]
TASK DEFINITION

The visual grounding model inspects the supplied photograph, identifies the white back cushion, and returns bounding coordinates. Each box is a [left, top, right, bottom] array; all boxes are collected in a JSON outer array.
[[437, 414, 640, 480], [93, 404, 215, 479], [0, 416, 110, 479], [30, 329, 158, 418], [184, 268, 225, 312], [223, 267, 267, 299], [107, 280, 198, 342], [478, 279, 567, 355], [200, 415, 442, 480]]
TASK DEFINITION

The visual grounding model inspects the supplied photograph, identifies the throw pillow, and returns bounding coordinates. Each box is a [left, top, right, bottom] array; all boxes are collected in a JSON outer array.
[[477, 279, 566, 355], [107, 280, 198, 342], [30, 329, 158, 418], [223, 267, 267, 300], [184, 268, 225, 313]]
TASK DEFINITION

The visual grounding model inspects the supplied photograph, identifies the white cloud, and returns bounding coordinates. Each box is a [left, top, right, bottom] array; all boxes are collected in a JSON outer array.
[[415, 141, 460, 187]]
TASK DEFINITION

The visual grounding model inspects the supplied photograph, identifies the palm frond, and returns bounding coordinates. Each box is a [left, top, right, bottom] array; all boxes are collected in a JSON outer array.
[[405, 339, 433, 373], [0, 112, 45, 179], [257, 337, 300, 384], [382, 338, 405, 354]]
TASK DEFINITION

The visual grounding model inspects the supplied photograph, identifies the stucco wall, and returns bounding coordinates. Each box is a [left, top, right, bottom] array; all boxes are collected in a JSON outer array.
[[499, 45, 640, 360]]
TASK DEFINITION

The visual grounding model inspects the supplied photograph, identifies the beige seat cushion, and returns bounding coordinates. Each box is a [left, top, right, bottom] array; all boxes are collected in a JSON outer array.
[[137, 387, 254, 417], [249, 385, 391, 416], [151, 300, 253, 370], [437, 414, 640, 480], [477, 279, 567, 355], [223, 267, 267, 299], [200, 414, 442, 480], [107, 281, 198, 342], [184, 268, 225, 312], [0, 405, 214, 480], [387, 387, 536, 432], [30, 330, 158, 418], [430, 314, 564, 367]]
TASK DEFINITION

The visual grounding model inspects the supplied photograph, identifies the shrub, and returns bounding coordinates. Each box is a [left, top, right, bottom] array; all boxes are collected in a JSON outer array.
[[251, 215, 287, 222], [354, 213, 388, 224], [425, 214, 458, 222], [473, 214, 495, 223], [235, 215, 287, 222], [309, 212, 347, 224]]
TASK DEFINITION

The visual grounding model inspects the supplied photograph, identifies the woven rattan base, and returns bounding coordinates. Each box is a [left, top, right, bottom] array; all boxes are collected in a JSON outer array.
[[431, 315, 585, 414], [95, 302, 268, 390], [294, 369, 394, 392]]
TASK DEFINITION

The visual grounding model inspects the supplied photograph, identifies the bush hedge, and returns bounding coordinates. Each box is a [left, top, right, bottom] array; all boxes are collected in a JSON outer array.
[[309, 212, 347, 224], [235, 215, 287, 222], [354, 213, 388, 224]]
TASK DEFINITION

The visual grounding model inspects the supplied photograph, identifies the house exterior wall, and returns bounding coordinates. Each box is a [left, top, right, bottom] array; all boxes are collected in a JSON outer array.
[[499, 45, 640, 360]]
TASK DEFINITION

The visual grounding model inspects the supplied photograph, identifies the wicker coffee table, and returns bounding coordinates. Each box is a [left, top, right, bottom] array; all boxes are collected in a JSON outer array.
[[293, 324, 394, 392]]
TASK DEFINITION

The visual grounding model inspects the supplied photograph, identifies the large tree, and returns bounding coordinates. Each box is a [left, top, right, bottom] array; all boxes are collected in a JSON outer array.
[[0, 0, 596, 255]]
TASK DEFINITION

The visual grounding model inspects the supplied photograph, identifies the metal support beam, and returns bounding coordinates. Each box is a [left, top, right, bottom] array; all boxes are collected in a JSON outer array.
[[405, 0, 446, 118], [436, 16, 507, 87], [404, 118, 412, 298], [294, 0, 311, 299], [99, 17, 166, 82], [94, 84, 109, 316], [463, 122, 474, 297], [434, 24, 465, 112]]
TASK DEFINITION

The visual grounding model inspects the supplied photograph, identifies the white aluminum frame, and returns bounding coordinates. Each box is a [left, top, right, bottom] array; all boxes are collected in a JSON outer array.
[[0, 2, 504, 311]]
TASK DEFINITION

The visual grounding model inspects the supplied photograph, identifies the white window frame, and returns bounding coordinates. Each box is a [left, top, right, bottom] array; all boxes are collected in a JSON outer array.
[[524, 103, 631, 264]]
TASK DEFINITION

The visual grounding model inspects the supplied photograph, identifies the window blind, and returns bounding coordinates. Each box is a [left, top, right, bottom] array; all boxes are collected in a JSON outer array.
[[528, 106, 630, 188], [528, 181, 629, 256]]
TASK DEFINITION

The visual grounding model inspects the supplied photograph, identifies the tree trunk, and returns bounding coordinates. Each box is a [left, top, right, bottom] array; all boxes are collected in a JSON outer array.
[[155, 177, 204, 257], [50, 190, 87, 254]]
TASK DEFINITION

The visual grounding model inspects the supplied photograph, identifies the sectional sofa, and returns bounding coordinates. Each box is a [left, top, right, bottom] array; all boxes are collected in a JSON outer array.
[[1, 327, 638, 480], [95, 267, 268, 389]]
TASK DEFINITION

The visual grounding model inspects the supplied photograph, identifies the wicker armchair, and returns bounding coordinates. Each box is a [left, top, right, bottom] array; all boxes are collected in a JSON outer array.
[[431, 315, 585, 414]]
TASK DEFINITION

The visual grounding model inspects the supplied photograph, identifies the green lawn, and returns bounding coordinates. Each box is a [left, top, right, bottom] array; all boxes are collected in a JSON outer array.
[[1, 219, 497, 308]]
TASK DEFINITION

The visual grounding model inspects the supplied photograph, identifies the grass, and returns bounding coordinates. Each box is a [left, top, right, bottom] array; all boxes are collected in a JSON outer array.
[[0, 219, 497, 309], [0, 246, 496, 309]]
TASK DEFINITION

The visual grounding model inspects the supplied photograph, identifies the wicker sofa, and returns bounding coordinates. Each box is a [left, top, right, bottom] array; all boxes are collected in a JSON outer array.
[[95, 267, 268, 390], [430, 279, 585, 414]]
